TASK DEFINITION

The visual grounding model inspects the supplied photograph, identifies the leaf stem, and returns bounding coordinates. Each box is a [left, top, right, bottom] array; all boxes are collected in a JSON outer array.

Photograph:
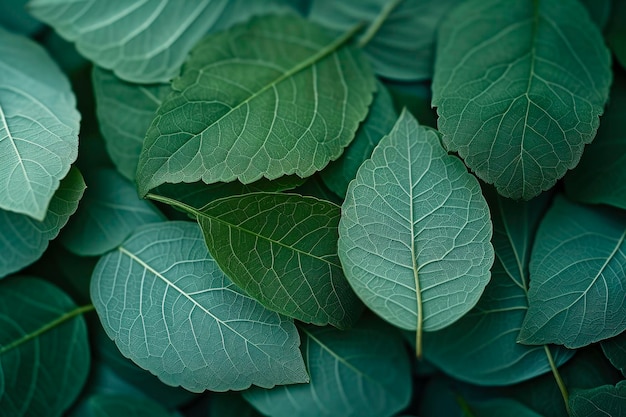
[[146, 192, 200, 215], [358, 0, 404, 48], [544, 345, 570, 415], [0, 304, 95, 355], [455, 394, 476, 417]]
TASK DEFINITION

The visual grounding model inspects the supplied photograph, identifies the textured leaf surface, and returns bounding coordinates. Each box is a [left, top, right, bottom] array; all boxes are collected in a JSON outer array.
[[308, 0, 461, 80], [338, 110, 493, 353], [30, 0, 296, 83], [157, 192, 363, 329], [570, 381, 626, 417], [0, 277, 90, 417], [136, 15, 375, 196], [91, 221, 308, 392], [0, 167, 85, 279], [423, 192, 573, 385], [602, 332, 626, 377], [92, 68, 169, 181], [519, 197, 626, 348], [0, 27, 79, 220], [243, 318, 412, 417], [432, 0, 612, 199], [73, 394, 172, 417]]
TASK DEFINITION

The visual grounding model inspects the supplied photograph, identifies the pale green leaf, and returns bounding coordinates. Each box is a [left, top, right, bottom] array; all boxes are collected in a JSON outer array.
[[519, 197, 626, 348], [338, 110, 494, 357], [0, 167, 85, 279], [243, 317, 412, 417], [29, 0, 297, 83], [602, 332, 626, 377], [570, 381, 626, 417], [308, 0, 462, 80], [0, 27, 79, 220], [432, 0, 612, 199], [0, 277, 90, 417], [71, 394, 172, 417], [92, 68, 169, 181], [136, 14, 375, 196], [91, 221, 308, 392], [61, 168, 164, 256]]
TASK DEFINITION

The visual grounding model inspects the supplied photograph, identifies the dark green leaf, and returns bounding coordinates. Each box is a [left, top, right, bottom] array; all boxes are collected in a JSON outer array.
[[607, 1, 626, 70], [0, 0, 43, 35], [601, 332, 626, 377], [579, 0, 612, 30], [570, 381, 626, 417], [71, 394, 172, 417], [210, 392, 263, 417]]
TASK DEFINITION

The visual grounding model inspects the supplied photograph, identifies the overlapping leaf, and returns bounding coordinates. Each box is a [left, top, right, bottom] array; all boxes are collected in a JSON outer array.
[[432, 0, 612, 199], [71, 394, 172, 417], [569, 381, 626, 417], [602, 332, 626, 377], [91, 221, 308, 392], [0, 27, 80, 220], [136, 14, 376, 196]]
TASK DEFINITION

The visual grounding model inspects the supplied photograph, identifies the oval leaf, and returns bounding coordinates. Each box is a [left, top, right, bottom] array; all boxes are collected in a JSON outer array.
[[136, 14, 376, 196], [91, 221, 308, 392], [432, 0, 612, 199], [0, 277, 90, 417], [0, 27, 80, 220], [570, 381, 626, 417], [338, 110, 494, 356]]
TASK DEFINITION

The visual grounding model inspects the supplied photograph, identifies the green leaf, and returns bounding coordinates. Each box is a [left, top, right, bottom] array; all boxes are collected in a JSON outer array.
[[0, 0, 43, 35], [151, 192, 363, 329], [72, 394, 172, 417], [308, 0, 462, 80], [320, 82, 397, 198], [0, 167, 85, 279], [338, 110, 493, 356], [90, 221, 308, 392], [61, 168, 164, 256], [92, 68, 169, 181], [211, 392, 263, 417], [136, 14, 376, 196], [565, 72, 626, 209], [0, 277, 91, 417], [29, 0, 297, 83], [569, 381, 626, 417], [0, 27, 80, 220], [471, 399, 544, 417], [601, 332, 626, 377], [423, 192, 574, 385], [519, 196, 626, 348], [607, 2, 626, 70], [384, 80, 438, 128], [432, 0, 612, 200], [243, 317, 412, 417]]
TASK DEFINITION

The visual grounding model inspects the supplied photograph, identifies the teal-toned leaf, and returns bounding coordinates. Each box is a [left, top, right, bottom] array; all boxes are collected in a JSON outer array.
[[136, 14, 375, 196], [43, 31, 88, 75], [308, 0, 462, 80], [419, 377, 493, 417], [579, 0, 612, 30], [92, 68, 169, 181], [338, 110, 493, 356], [565, 72, 626, 209], [0, 27, 80, 220], [211, 392, 262, 417], [91, 221, 308, 392], [607, 2, 626, 70], [384, 80, 438, 128], [320, 82, 397, 198], [471, 399, 544, 417], [519, 197, 626, 348], [602, 332, 626, 377], [71, 394, 172, 417], [61, 168, 164, 256], [152, 192, 363, 329], [30, 0, 297, 83], [243, 317, 412, 417], [570, 381, 626, 417], [423, 192, 573, 385], [0, 0, 43, 35], [432, 0, 612, 200], [0, 167, 85, 279], [0, 277, 90, 417]]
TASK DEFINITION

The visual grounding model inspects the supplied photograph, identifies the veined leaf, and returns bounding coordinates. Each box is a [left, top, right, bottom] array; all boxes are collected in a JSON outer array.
[[308, 0, 462, 80], [0, 27, 79, 220], [338, 110, 494, 356], [569, 381, 626, 417], [92, 68, 169, 181], [0, 277, 91, 417], [136, 14, 376, 196], [601, 332, 626, 377], [519, 197, 626, 348], [29, 0, 297, 83], [71, 394, 172, 417], [432, 0, 612, 199], [423, 192, 573, 385], [243, 317, 412, 417], [149, 192, 363, 329], [0, 167, 85, 279], [91, 221, 308, 392]]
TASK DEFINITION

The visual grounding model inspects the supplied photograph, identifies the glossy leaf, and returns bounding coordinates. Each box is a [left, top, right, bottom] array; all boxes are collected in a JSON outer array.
[[570, 381, 626, 417], [30, 0, 296, 83], [72, 394, 172, 417], [519, 197, 626, 348], [0, 277, 90, 417], [243, 317, 412, 417], [136, 14, 375, 196], [0, 168, 85, 279], [601, 332, 626, 377], [338, 110, 493, 355], [432, 0, 612, 199], [0, 27, 80, 220], [308, 0, 462, 80], [91, 221, 308, 392]]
